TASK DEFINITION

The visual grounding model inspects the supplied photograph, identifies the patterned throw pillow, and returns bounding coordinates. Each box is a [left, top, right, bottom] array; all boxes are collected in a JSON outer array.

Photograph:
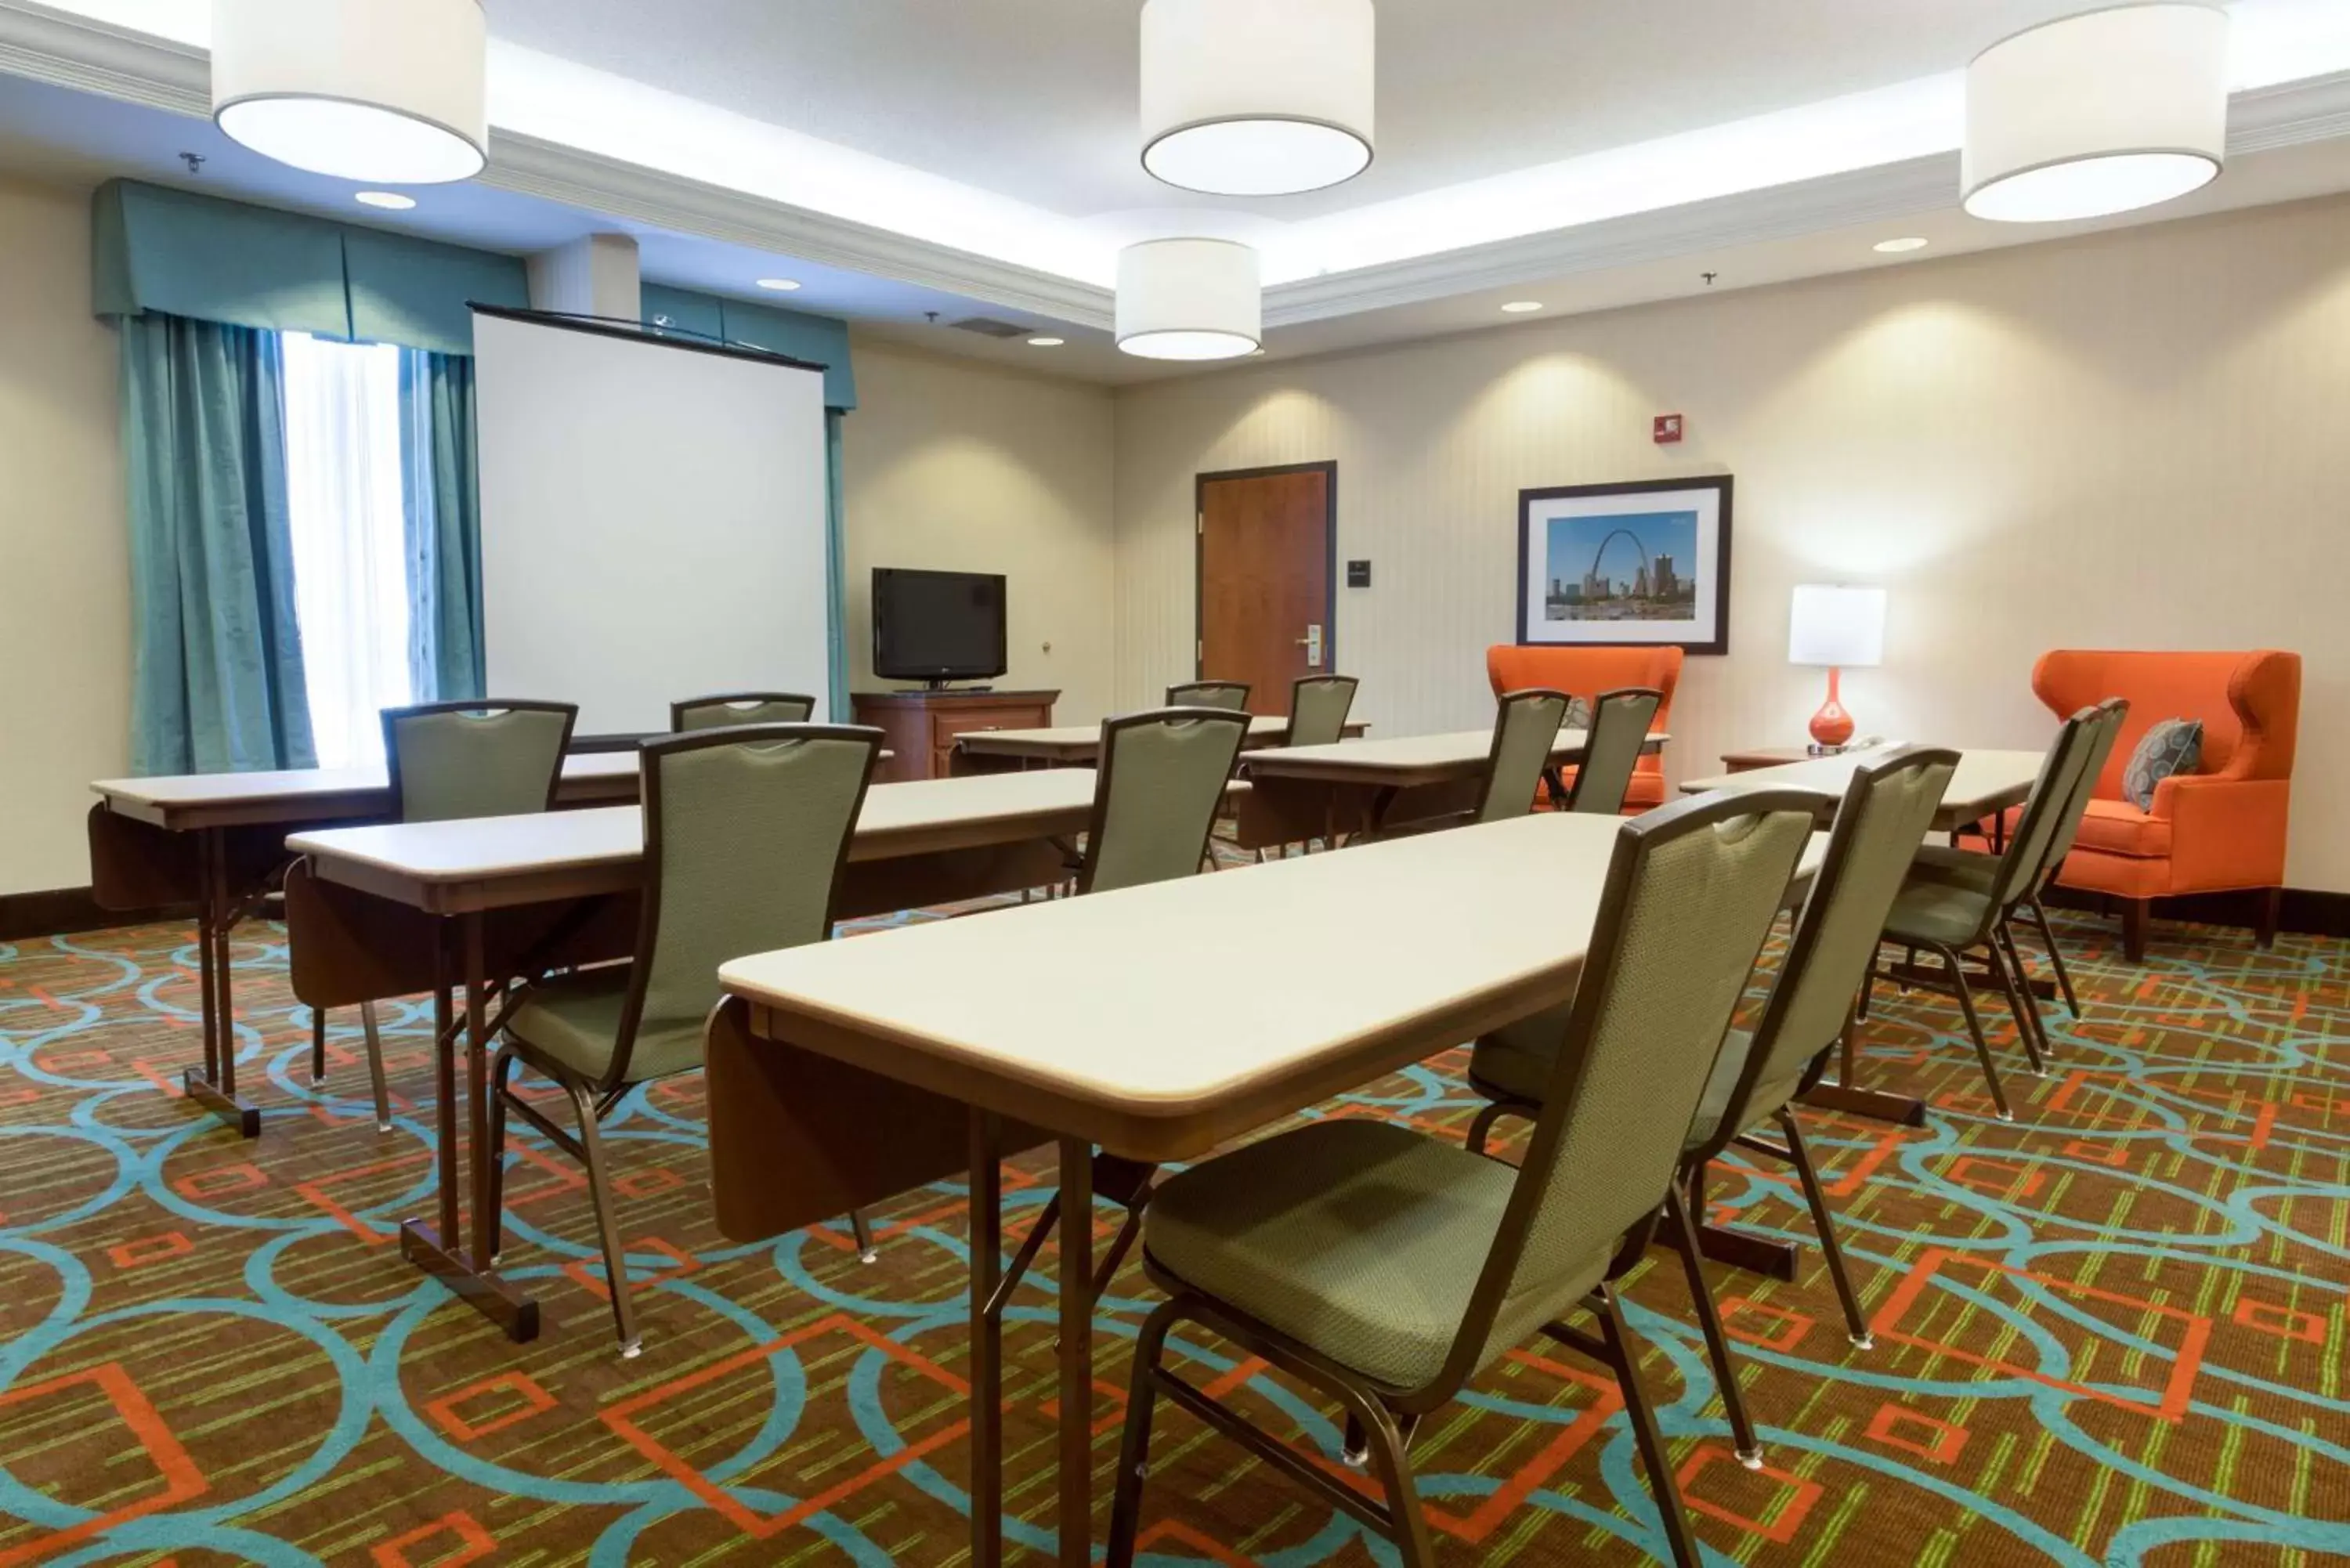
[[1564, 696, 1593, 731], [2122, 718, 2203, 811]]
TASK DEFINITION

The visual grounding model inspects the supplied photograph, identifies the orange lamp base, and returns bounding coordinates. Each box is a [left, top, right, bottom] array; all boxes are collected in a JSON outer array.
[[1809, 667, 1856, 750]]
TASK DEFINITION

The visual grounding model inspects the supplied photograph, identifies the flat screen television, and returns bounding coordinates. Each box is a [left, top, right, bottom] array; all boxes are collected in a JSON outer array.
[[873, 568, 1009, 686]]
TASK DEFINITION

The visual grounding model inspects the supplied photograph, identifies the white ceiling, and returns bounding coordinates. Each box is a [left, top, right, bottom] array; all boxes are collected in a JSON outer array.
[[483, 0, 2095, 219], [2, 0, 2348, 385]]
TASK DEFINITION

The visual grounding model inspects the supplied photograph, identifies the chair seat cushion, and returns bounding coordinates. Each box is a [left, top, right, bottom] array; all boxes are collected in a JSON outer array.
[[2070, 800, 2173, 858], [505, 966, 704, 1086], [1144, 1118, 1520, 1389], [1882, 876, 1996, 948], [1907, 843, 1999, 890], [1469, 1003, 1574, 1102]]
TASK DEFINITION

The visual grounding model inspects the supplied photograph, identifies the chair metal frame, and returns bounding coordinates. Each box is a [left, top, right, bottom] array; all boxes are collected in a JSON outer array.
[[485, 723, 882, 1354], [1002, 706, 1254, 1309], [668, 692, 819, 731], [1864, 710, 2105, 1122], [338, 700, 580, 1133], [1104, 788, 1822, 1568]]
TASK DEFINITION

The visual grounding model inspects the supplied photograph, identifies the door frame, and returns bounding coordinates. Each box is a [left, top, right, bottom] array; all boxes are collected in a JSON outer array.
[[1193, 460, 1340, 682]]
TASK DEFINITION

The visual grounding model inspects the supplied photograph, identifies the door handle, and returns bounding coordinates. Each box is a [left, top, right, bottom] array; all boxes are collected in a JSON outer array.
[[1295, 624, 1325, 669]]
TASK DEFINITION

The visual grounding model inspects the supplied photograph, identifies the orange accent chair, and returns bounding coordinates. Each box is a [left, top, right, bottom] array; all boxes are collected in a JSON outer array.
[[2031, 649, 2300, 961], [1486, 645, 1683, 811]]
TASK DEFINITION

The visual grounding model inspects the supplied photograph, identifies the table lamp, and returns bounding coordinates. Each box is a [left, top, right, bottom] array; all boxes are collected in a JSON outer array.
[[1788, 584, 1886, 753]]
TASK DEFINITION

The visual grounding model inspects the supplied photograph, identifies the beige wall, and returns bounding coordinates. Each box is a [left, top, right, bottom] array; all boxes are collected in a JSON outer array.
[[842, 338, 1117, 722], [1113, 196, 2350, 892], [0, 175, 128, 898]]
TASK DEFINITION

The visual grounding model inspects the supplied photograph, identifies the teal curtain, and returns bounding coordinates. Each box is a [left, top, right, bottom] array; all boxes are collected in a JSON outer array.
[[826, 411, 850, 718], [400, 350, 485, 702], [121, 313, 315, 775]]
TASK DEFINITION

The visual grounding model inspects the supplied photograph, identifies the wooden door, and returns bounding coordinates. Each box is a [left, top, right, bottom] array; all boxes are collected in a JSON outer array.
[[1197, 463, 1336, 717]]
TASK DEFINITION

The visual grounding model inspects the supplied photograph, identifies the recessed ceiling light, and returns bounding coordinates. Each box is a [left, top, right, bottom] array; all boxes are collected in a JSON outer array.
[[1028, 336, 1065, 348], [1501, 301, 1544, 314], [355, 191, 417, 211], [1873, 237, 1929, 254], [756, 277, 802, 291]]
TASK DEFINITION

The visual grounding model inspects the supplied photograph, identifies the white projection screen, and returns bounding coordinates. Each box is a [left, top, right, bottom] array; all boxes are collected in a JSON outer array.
[[473, 309, 831, 735]]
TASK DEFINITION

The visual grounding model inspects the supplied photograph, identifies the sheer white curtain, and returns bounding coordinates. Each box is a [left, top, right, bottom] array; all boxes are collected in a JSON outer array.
[[282, 332, 413, 769]]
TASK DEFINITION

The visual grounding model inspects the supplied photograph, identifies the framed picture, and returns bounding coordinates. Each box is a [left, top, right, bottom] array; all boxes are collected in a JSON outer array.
[[1515, 475, 1733, 655]]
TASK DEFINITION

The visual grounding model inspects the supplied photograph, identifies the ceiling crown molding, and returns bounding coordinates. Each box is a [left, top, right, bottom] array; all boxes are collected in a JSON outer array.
[[5, 2, 2347, 341]]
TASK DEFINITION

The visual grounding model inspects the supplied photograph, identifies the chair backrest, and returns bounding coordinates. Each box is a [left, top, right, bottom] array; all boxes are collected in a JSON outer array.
[[1287, 675, 1359, 748], [1701, 747, 1960, 1153], [671, 692, 818, 732], [1166, 681, 1251, 712], [2041, 699, 2129, 870], [609, 724, 880, 1086], [1987, 710, 2101, 912], [1488, 645, 1683, 785], [1564, 687, 1662, 815], [1080, 709, 1253, 895], [2032, 649, 2301, 796], [1433, 788, 1818, 1394], [1475, 689, 1571, 824], [381, 700, 577, 824]]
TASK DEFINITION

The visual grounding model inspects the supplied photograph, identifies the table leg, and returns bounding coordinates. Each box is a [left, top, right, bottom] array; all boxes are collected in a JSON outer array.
[[182, 827, 260, 1138], [400, 914, 539, 1342], [1799, 999, 1927, 1128], [1058, 1136, 1095, 1567], [968, 1111, 1004, 1568]]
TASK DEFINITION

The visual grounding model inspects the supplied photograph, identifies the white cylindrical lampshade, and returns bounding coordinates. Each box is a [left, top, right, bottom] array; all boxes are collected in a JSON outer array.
[[1788, 585, 1887, 669], [212, 0, 489, 185], [1141, 0, 1375, 197], [1963, 4, 2229, 223], [1116, 239, 1262, 361]]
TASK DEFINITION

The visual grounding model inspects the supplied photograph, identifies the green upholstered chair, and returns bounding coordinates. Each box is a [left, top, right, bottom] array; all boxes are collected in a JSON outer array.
[[1563, 687, 1664, 814], [1166, 680, 1251, 712], [1871, 710, 2103, 1121], [1102, 789, 1820, 1568], [484, 724, 881, 1355], [1906, 700, 2129, 1029], [1476, 688, 1572, 824], [347, 701, 578, 1133], [1286, 674, 1360, 749], [1475, 747, 1959, 1469], [670, 692, 817, 732], [998, 707, 1254, 1306]]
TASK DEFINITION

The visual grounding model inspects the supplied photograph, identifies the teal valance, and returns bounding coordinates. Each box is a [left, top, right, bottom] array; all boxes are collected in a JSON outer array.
[[92, 179, 529, 357], [642, 284, 857, 411]]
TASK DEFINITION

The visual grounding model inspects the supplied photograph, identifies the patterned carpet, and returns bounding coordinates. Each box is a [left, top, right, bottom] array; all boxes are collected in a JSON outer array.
[[0, 897, 2344, 1566]]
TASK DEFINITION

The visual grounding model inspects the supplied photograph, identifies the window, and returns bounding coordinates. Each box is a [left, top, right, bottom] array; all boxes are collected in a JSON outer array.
[[281, 332, 414, 769]]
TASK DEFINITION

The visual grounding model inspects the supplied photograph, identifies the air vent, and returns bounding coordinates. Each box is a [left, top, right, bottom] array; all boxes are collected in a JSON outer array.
[[948, 316, 1032, 339]]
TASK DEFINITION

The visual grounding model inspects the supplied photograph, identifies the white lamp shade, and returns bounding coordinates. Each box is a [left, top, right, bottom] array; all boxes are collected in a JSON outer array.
[[1788, 585, 1887, 669], [1963, 4, 2228, 223], [212, 0, 489, 185], [1141, 0, 1375, 197], [1116, 239, 1263, 361]]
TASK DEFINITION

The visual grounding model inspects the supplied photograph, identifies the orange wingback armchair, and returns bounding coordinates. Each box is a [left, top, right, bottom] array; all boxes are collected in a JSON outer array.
[[2032, 649, 2300, 960], [1486, 645, 1683, 811]]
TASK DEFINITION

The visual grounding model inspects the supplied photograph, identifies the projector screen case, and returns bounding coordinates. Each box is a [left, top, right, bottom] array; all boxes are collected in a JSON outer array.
[[472, 308, 833, 735]]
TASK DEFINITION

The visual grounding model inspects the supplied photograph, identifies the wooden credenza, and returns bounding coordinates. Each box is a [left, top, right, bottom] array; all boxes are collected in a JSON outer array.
[[851, 689, 1060, 782]]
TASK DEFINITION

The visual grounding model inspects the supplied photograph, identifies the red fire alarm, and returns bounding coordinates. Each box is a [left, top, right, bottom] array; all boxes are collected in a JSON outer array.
[[1654, 414, 1685, 444]]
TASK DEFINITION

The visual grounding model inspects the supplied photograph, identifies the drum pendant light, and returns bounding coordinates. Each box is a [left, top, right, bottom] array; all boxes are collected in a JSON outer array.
[[1141, 0, 1375, 197], [1116, 240, 1262, 360], [212, 0, 490, 185], [1963, 4, 2228, 223]]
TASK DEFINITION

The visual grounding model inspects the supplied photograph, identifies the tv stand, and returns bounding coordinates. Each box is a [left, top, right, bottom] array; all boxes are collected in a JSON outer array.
[[852, 688, 1060, 782]]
